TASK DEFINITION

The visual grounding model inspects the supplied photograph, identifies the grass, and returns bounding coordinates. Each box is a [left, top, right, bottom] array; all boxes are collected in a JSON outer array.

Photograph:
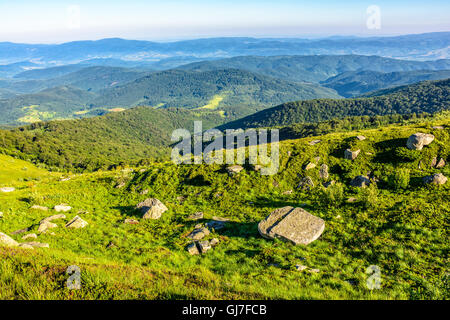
[[0, 119, 449, 300], [196, 94, 226, 110], [17, 105, 57, 123]]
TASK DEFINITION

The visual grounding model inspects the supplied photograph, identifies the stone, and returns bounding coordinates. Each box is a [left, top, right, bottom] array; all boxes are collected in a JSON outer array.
[[0, 187, 15, 193], [187, 227, 210, 241], [431, 157, 438, 168], [11, 228, 29, 235], [406, 133, 435, 150], [226, 165, 244, 175], [308, 140, 321, 145], [38, 221, 58, 234], [186, 242, 200, 255], [115, 182, 126, 189], [40, 214, 66, 225], [198, 240, 212, 253], [140, 189, 149, 195], [18, 243, 34, 249], [23, 242, 49, 248], [187, 212, 204, 220], [295, 265, 308, 271], [346, 197, 358, 203], [297, 176, 314, 190], [304, 162, 316, 170], [124, 218, 139, 224], [22, 233, 37, 240], [31, 205, 48, 211], [436, 158, 446, 169], [350, 175, 371, 188], [206, 217, 229, 231], [356, 135, 366, 141], [344, 149, 360, 160], [65, 216, 88, 229], [252, 164, 262, 172], [309, 269, 320, 274], [432, 126, 445, 130], [423, 173, 447, 185], [258, 207, 325, 245], [319, 164, 329, 180], [136, 198, 168, 219], [282, 190, 293, 195], [323, 180, 335, 188], [210, 238, 219, 246], [54, 205, 72, 212], [0, 232, 19, 247], [0, 212, 3, 219]]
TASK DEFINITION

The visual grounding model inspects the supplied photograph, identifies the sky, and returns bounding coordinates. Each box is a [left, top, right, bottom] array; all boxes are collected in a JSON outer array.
[[0, 0, 449, 43]]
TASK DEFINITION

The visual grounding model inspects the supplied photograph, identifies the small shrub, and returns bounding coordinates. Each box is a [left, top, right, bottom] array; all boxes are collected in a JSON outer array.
[[359, 183, 379, 209], [388, 168, 410, 189], [320, 183, 345, 207]]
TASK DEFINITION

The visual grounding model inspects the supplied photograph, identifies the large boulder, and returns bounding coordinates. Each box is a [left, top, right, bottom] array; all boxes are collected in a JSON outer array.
[[423, 173, 448, 185], [136, 198, 168, 219], [0, 232, 19, 247], [350, 175, 371, 188], [344, 149, 360, 160], [258, 207, 325, 245], [406, 133, 435, 150]]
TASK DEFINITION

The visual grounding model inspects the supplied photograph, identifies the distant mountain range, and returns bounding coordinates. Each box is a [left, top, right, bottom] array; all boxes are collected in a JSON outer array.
[[0, 32, 449, 68]]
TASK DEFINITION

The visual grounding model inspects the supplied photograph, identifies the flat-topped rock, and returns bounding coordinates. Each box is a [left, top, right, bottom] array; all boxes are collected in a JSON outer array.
[[23, 242, 49, 248], [22, 233, 37, 240], [344, 149, 360, 160], [40, 214, 66, 225], [65, 216, 88, 229], [407, 133, 435, 150], [226, 165, 244, 175], [54, 205, 72, 212], [124, 218, 139, 224], [308, 140, 321, 146], [0, 232, 19, 247], [136, 198, 168, 219], [356, 135, 366, 141], [304, 162, 316, 170], [0, 187, 15, 193], [38, 221, 58, 234], [31, 205, 48, 211], [187, 227, 210, 241], [187, 212, 204, 220], [258, 207, 325, 245]]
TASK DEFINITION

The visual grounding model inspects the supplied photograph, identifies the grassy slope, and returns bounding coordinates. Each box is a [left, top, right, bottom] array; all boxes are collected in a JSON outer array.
[[0, 118, 448, 299]]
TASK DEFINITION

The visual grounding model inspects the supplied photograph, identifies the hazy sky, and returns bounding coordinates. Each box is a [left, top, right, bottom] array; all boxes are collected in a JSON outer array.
[[1, 0, 449, 43]]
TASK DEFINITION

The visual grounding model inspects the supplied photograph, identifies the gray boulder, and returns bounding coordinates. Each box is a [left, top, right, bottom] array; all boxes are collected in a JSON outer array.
[[423, 173, 448, 185], [136, 198, 168, 219], [350, 175, 371, 188], [344, 149, 360, 160], [258, 207, 325, 245], [0, 232, 19, 247], [407, 133, 435, 150], [319, 164, 329, 180], [187, 227, 210, 241], [65, 216, 88, 229]]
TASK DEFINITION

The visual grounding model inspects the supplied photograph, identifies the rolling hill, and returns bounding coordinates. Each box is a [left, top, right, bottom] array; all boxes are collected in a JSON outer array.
[[322, 70, 450, 97], [220, 78, 450, 130], [179, 55, 450, 83]]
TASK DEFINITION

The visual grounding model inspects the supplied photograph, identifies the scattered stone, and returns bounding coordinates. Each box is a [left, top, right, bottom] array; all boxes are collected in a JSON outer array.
[[31, 205, 48, 211], [323, 180, 335, 188], [38, 221, 58, 234], [319, 164, 329, 180], [210, 238, 219, 246], [356, 135, 366, 141], [77, 210, 89, 215], [346, 197, 357, 203], [187, 212, 204, 220], [0, 232, 19, 247], [308, 140, 321, 146], [0, 212, 3, 219], [304, 162, 316, 170], [23, 242, 49, 248], [431, 157, 438, 168], [282, 190, 293, 195], [187, 227, 210, 241], [197, 240, 212, 253], [0, 187, 15, 193], [344, 149, 360, 160], [177, 196, 186, 203], [365, 152, 374, 156], [11, 228, 29, 235], [115, 182, 126, 189], [206, 217, 229, 231], [432, 126, 445, 130], [423, 173, 448, 185], [124, 218, 139, 225], [136, 198, 168, 219], [60, 177, 71, 182], [140, 189, 149, 195], [54, 205, 72, 212], [407, 133, 435, 150], [186, 242, 200, 255], [297, 176, 314, 190], [295, 265, 308, 271], [226, 165, 244, 175], [65, 216, 88, 229], [40, 214, 66, 224], [194, 223, 203, 229], [22, 233, 37, 240], [350, 175, 371, 188], [272, 180, 279, 188], [258, 207, 325, 245], [139, 169, 147, 173], [309, 269, 320, 274], [436, 158, 446, 169]]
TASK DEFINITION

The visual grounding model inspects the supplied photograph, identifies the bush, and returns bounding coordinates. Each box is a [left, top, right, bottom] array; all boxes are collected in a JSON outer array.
[[395, 147, 422, 162], [320, 183, 345, 207], [388, 168, 410, 189], [359, 183, 379, 209]]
